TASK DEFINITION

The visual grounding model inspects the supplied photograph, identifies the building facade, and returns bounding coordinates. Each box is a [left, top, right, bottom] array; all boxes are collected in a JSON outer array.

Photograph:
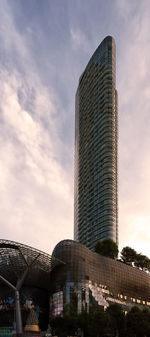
[[50, 240, 150, 318], [0, 239, 62, 330], [74, 36, 118, 250], [0, 239, 150, 327]]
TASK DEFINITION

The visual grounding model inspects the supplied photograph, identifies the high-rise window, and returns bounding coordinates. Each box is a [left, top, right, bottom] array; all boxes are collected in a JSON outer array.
[[74, 36, 118, 251]]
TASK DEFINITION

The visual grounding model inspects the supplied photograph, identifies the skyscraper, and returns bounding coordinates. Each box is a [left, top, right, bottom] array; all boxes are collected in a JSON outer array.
[[74, 36, 118, 251]]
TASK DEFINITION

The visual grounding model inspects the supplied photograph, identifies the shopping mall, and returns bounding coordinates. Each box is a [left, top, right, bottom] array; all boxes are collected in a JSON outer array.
[[0, 239, 149, 330]]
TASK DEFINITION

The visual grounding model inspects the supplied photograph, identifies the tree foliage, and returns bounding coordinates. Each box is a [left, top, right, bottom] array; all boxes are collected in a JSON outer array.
[[95, 239, 119, 259], [50, 305, 150, 337], [120, 246, 137, 265], [106, 304, 126, 336], [134, 253, 150, 270], [121, 246, 150, 272], [126, 306, 150, 337]]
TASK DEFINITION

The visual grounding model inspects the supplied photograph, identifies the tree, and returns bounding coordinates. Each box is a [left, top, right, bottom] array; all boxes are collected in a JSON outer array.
[[51, 305, 150, 337], [95, 239, 118, 259], [90, 309, 110, 337], [77, 312, 90, 337], [106, 304, 126, 337], [120, 246, 137, 265], [126, 306, 150, 337], [121, 246, 150, 272], [141, 308, 150, 336], [134, 253, 150, 271], [51, 315, 78, 337]]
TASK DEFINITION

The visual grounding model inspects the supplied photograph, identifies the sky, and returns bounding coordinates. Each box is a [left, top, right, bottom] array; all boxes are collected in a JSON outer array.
[[0, 0, 150, 258]]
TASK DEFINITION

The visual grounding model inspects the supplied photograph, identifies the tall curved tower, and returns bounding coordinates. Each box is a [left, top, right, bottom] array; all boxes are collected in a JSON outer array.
[[74, 36, 118, 251]]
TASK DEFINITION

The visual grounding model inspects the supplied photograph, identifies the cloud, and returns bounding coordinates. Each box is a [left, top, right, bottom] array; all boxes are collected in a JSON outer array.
[[70, 27, 90, 52], [0, 68, 73, 253], [116, 0, 150, 257], [115, 0, 137, 19], [0, 0, 150, 259], [0, 1, 73, 253]]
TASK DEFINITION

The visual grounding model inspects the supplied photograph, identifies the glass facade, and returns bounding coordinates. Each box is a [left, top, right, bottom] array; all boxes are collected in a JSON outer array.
[[0, 239, 150, 327], [0, 239, 63, 330], [50, 240, 150, 318], [74, 36, 118, 250], [0, 286, 49, 330]]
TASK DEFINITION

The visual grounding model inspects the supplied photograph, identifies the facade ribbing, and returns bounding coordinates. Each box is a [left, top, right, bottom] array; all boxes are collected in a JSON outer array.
[[74, 36, 118, 250]]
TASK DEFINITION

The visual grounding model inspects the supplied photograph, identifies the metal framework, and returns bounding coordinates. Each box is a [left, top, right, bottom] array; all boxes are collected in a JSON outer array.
[[0, 239, 64, 335]]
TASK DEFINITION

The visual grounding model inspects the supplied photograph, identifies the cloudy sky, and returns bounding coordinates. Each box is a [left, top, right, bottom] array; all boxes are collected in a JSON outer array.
[[0, 0, 150, 257]]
